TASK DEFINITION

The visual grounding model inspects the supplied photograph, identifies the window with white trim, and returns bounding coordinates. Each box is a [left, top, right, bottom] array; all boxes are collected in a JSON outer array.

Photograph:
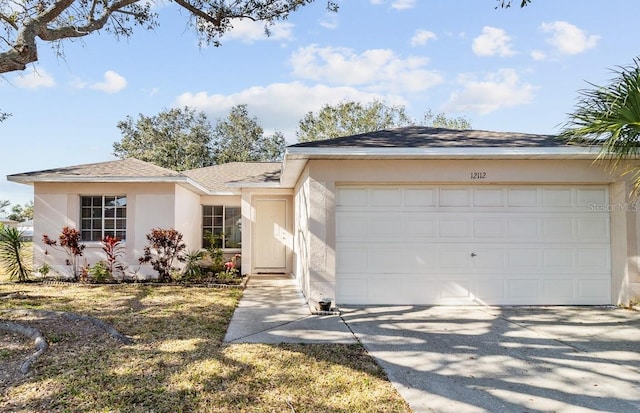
[[202, 205, 241, 249], [80, 195, 127, 241]]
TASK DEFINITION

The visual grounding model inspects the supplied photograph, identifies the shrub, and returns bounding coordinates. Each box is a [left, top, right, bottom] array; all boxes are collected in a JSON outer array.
[[42, 226, 86, 279], [0, 226, 31, 282], [181, 249, 205, 281], [139, 228, 186, 282], [88, 260, 111, 283]]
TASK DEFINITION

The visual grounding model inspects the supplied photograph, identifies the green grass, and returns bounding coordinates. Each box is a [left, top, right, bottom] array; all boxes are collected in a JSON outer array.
[[0, 284, 410, 412]]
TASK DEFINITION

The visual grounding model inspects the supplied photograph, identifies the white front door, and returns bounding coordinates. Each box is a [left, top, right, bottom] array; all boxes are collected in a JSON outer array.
[[254, 199, 287, 270]]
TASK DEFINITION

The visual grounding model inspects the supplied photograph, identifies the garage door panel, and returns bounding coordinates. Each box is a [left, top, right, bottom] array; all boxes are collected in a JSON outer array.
[[542, 188, 573, 207], [577, 248, 610, 269], [369, 247, 437, 272], [474, 218, 505, 237], [473, 188, 505, 206], [440, 217, 471, 237], [405, 188, 436, 206], [577, 188, 608, 206], [370, 187, 403, 206], [336, 184, 611, 305], [507, 188, 538, 207], [579, 279, 610, 300], [405, 216, 437, 237], [440, 188, 471, 206]]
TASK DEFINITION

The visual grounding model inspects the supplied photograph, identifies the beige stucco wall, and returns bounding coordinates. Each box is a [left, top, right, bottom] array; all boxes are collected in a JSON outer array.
[[293, 165, 311, 300], [33, 182, 178, 278], [298, 158, 640, 306]]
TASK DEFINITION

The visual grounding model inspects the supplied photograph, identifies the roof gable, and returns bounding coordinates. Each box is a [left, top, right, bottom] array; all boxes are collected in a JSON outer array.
[[184, 162, 281, 192]]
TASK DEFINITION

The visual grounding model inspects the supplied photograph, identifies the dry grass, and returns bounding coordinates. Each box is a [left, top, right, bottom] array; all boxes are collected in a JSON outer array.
[[0, 284, 410, 412]]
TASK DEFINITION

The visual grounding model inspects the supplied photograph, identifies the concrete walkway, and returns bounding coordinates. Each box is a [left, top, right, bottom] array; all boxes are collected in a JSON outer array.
[[223, 274, 356, 344]]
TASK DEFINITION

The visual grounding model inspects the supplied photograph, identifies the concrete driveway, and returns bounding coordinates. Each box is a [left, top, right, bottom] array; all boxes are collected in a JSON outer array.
[[341, 306, 640, 413]]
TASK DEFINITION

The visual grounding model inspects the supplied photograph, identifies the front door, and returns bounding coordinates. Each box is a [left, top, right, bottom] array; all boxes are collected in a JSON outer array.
[[254, 199, 287, 270]]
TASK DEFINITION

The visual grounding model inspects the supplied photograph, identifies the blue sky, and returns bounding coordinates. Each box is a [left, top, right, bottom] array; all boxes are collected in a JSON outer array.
[[1, 0, 638, 207]]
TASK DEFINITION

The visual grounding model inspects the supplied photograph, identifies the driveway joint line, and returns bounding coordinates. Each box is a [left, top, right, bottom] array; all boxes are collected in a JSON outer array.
[[226, 314, 313, 343]]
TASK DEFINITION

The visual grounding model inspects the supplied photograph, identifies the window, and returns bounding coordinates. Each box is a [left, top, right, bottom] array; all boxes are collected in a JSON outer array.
[[80, 196, 127, 241], [202, 205, 241, 249]]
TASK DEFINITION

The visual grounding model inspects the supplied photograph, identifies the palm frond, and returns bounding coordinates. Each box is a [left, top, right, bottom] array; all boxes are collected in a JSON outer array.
[[0, 226, 31, 282], [559, 57, 640, 192]]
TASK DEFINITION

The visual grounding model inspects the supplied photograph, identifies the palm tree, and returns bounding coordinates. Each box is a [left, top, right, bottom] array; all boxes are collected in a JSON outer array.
[[0, 226, 31, 282], [559, 57, 640, 192]]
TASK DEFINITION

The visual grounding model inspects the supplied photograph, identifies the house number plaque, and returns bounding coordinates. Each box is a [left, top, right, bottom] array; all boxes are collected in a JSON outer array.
[[470, 172, 487, 179]]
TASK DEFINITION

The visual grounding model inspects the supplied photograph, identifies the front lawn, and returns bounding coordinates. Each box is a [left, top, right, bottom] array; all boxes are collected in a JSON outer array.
[[0, 284, 410, 412]]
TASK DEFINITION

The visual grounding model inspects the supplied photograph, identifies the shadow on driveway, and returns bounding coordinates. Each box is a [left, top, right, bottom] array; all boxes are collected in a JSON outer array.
[[341, 306, 640, 413]]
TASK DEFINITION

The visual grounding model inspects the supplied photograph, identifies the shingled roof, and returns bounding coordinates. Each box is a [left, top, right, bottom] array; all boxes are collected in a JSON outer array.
[[184, 162, 281, 192], [289, 126, 570, 148], [7, 158, 183, 183]]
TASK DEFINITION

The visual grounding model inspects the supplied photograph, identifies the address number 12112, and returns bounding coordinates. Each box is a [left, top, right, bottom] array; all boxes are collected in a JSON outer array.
[[470, 172, 487, 179]]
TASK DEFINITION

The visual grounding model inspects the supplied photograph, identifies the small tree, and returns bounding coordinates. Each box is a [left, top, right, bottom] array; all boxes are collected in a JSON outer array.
[[0, 226, 31, 282], [139, 228, 187, 282], [42, 227, 86, 279]]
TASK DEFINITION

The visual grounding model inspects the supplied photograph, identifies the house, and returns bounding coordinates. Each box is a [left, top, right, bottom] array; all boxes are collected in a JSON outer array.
[[0, 218, 18, 229], [7, 126, 640, 306], [17, 219, 34, 241]]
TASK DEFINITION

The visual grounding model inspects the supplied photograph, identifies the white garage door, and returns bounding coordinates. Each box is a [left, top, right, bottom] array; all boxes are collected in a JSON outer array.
[[336, 185, 611, 305]]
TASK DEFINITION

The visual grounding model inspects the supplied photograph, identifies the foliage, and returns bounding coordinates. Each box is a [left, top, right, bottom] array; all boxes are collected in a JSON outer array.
[[216, 254, 241, 280], [296, 100, 472, 142], [204, 231, 225, 272], [139, 228, 187, 282], [1, 0, 336, 74], [0, 110, 10, 122], [296, 100, 414, 142], [88, 260, 111, 283], [6, 201, 33, 222], [496, 0, 532, 8], [42, 227, 86, 278], [0, 200, 8, 216], [212, 104, 286, 163], [559, 57, 640, 193], [0, 226, 30, 281], [102, 235, 126, 279], [36, 262, 50, 277], [113, 107, 215, 171], [423, 109, 472, 130], [181, 249, 206, 281]]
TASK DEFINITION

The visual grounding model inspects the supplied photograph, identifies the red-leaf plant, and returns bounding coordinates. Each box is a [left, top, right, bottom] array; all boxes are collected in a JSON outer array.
[[102, 235, 126, 279], [42, 226, 86, 279], [139, 228, 186, 282]]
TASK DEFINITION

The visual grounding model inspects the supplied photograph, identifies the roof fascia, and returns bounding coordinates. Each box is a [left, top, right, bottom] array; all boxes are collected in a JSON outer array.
[[284, 146, 603, 159]]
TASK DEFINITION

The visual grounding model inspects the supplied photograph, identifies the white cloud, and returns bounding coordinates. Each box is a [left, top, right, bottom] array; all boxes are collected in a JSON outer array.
[[224, 18, 294, 43], [391, 0, 416, 10], [370, 0, 415, 9], [443, 69, 537, 115], [175, 82, 406, 142], [319, 14, 339, 29], [540, 21, 599, 55], [472, 26, 515, 57], [13, 67, 56, 89], [530, 50, 546, 61], [90, 71, 127, 93], [289, 45, 443, 94], [411, 29, 437, 47]]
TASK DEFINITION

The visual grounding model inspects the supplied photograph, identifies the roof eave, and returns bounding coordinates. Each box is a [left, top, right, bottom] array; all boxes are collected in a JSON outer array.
[[284, 146, 603, 160]]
